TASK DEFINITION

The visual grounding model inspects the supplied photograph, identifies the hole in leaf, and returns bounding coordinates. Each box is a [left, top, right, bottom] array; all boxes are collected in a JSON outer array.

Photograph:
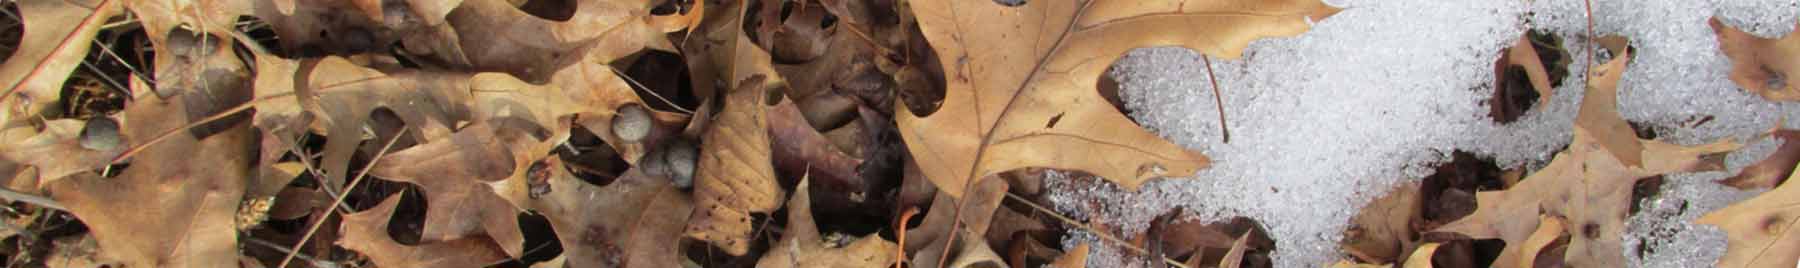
[[623, 50, 699, 111], [1420, 151, 1505, 225], [1489, 65, 1539, 123], [517, 0, 576, 22], [650, 0, 692, 16], [1628, 175, 1665, 216]]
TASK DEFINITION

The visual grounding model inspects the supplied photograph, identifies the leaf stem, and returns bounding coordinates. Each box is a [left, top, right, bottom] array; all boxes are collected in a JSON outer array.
[[275, 128, 406, 268], [1200, 55, 1229, 143]]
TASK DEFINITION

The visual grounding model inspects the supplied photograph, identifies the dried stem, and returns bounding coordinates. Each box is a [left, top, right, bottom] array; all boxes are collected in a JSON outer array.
[[1003, 193, 1191, 268], [0, 188, 64, 211], [1200, 55, 1230, 143], [275, 128, 406, 268]]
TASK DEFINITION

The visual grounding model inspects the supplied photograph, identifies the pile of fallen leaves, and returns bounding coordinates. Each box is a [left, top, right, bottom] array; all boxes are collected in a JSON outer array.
[[0, 0, 1794, 267]]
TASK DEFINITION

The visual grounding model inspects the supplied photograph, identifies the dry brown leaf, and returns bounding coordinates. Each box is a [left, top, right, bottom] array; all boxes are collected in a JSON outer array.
[[755, 176, 899, 268], [1710, 17, 1800, 101], [899, 0, 1338, 198], [407, 0, 672, 81], [528, 159, 694, 267], [906, 178, 1008, 253], [768, 97, 872, 215], [1720, 128, 1800, 189], [1327, 261, 1393, 268], [368, 123, 553, 257], [1404, 243, 1440, 268], [1220, 232, 1251, 268], [686, 75, 784, 255], [1047, 243, 1089, 268], [0, 0, 121, 124], [1342, 182, 1421, 263], [1499, 34, 1556, 105], [0, 118, 125, 189], [253, 53, 680, 194], [683, 0, 786, 100], [1512, 215, 1569, 268], [48, 76, 252, 267], [337, 193, 510, 268], [1435, 40, 1740, 267], [1697, 168, 1800, 268], [46, 235, 117, 268], [911, 228, 1007, 268], [1491, 33, 1558, 123]]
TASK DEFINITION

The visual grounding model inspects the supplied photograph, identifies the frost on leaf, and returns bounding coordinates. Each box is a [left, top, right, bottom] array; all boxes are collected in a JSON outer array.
[[899, 0, 1339, 198], [1434, 40, 1739, 268]]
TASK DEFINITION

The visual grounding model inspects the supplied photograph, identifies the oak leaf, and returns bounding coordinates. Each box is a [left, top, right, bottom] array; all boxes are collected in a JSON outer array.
[[1434, 40, 1739, 267], [0, 118, 125, 189], [755, 177, 899, 268], [337, 193, 510, 268], [1710, 17, 1800, 101], [685, 75, 783, 255], [1342, 183, 1421, 263], [48, 76, 253, 267], [525, 158, 694, 267], [368, 123, 554, 258], [1720, 128, 1800, 189], [0, 0, 121, 124], [1697, 167, 1800, 268], [898, 0, 1339, 198], [252, 54, 681, 205]]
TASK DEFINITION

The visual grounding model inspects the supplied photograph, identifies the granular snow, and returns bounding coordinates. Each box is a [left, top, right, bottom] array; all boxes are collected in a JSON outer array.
[[1048, 0, 1800, 266]]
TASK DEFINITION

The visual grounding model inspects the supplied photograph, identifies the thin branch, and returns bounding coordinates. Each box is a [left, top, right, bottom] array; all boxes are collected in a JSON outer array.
[[610, 68, 694, 114], [276, 128, 407, 268], [0, 188, 64, 211], [1200, 55, 1229, 143]]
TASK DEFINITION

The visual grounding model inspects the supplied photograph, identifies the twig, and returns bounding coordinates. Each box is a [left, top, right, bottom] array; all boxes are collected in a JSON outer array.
[[610, 68, 694, 114], [1003, 192, 1191, 268], [275, 128, 407, 268], [892, 207, 919, 268], [0, 188, 65, 211], [1200, 55, 1229, 143]]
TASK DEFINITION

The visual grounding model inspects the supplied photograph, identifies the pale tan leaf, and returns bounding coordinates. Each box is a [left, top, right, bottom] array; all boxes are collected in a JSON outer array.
[[0, 0, 121, 124], [1721, 128, 1800, 189], [337, 194, 509, 268], [1697, 168, 1800, 268], [1435, 38, 1740, 268], [527, 159, 694, 268], [1711, 17, 1800, 101], [755, 176, 898, 268], [48, 76, 252, 267], [1404, 243, 1440, 268], [899, 0, 1339, 198]]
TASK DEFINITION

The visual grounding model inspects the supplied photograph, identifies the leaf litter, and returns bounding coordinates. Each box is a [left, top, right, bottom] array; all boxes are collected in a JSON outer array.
[[0, 0, 1797, 267]]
